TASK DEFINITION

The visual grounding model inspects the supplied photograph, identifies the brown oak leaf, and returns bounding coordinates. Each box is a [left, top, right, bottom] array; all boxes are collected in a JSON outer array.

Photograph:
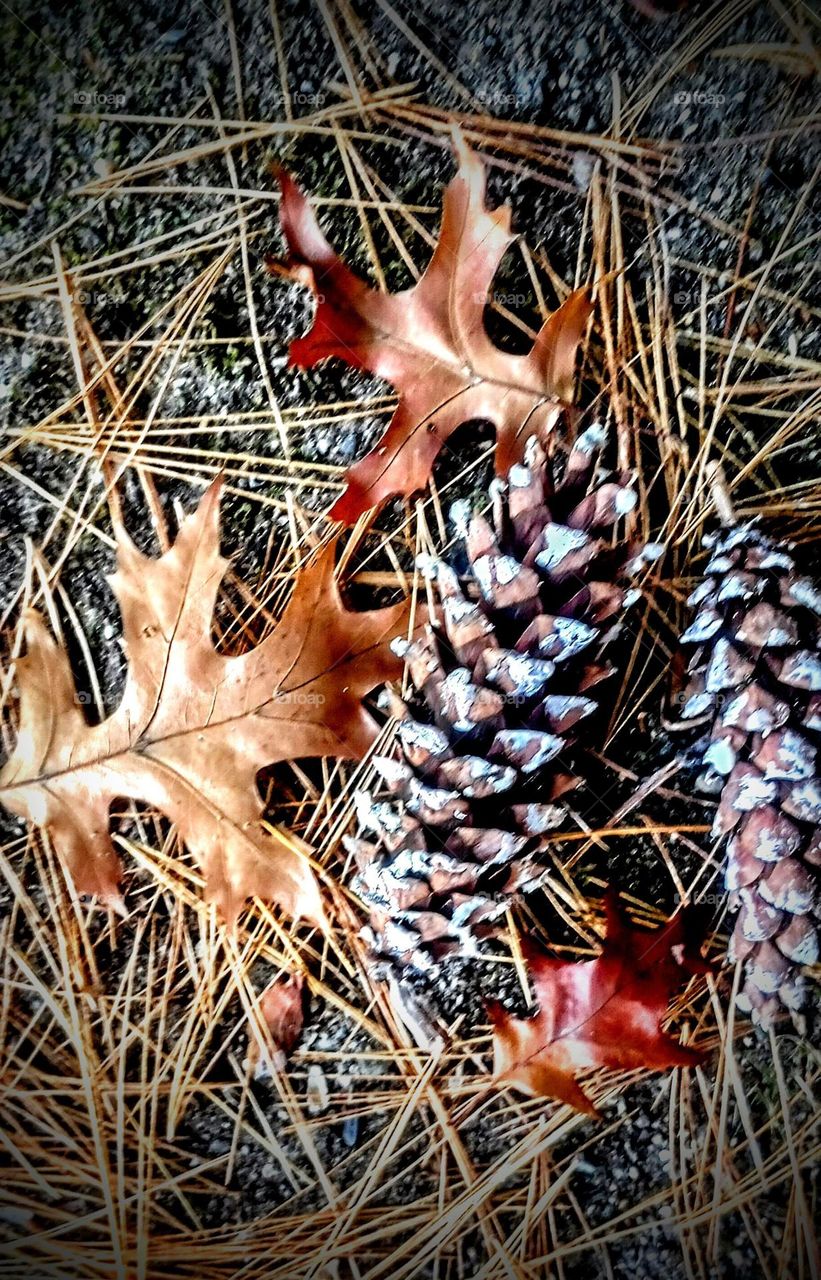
[[274, 135, 594, 524], [489, 895, 709, 1115], [259, 972, 305, 1067], [0, 479, 418, 925]]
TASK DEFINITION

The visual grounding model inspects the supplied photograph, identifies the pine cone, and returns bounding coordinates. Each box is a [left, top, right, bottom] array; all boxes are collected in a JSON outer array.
[[347, 426, 652, 973], [678, 477, 820, 1028]]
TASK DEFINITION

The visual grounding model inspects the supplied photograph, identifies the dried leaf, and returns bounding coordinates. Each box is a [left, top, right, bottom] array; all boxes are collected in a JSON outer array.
[[260, 972, 305, 1064], [0, 479, 419, 925], [275, 134, 593, 523], [489, 895, 708, 1115]]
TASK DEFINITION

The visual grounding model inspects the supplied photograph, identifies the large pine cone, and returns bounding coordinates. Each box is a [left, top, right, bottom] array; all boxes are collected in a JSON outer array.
[[347, 426, 652, 973], [679, 518, 820, 1027]]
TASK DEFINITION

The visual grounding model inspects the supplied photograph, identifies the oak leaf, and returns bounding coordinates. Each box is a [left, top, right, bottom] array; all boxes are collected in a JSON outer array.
[[275, 135, 594, 524], [489, 895, 708, 1114], [0, 479, 417, 926], [259, 972, 305, 1067]]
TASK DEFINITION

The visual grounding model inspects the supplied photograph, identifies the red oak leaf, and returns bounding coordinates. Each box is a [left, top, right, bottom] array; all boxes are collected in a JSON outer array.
[[489, 895, 709, 1114], [274, 135, 594, 524], [260, 972, 305, 1064]]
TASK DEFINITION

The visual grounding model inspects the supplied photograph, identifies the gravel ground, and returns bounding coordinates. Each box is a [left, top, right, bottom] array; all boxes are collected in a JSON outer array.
[[0, 2, 818, 1277]]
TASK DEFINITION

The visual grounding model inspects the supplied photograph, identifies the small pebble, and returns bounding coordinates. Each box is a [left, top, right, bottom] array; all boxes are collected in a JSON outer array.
[[572, 151, 595, 191], [306, 1063, 329, 1115]]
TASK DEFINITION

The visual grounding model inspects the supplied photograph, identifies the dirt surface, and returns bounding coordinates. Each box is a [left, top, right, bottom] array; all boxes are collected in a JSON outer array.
[[0, 2, 818, 1278]]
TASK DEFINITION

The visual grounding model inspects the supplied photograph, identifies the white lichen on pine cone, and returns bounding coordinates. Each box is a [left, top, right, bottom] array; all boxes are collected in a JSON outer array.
[[679, 520, 820, 1028], [346, 426, 654, 973]]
